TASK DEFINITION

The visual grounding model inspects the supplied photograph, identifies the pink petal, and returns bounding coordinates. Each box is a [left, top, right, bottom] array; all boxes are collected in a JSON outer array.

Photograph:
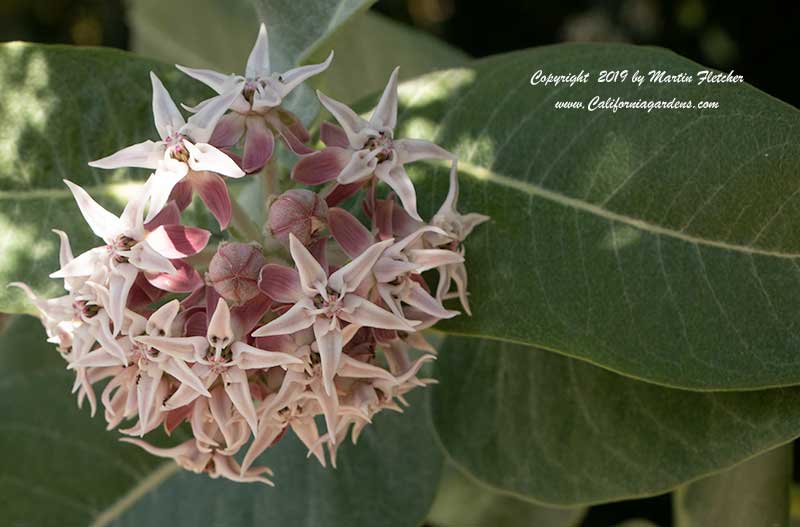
[[88, 140, 162, 170], [340, 295, 416, 332], [394, 138, 454, 164], [184, 89, 242, 144], [291, 147, 350, 185], [324, 181, 363, 207], [144, 201, 181, 230], [258, 264, 303, 304], [230, 294, 272, 337], [271, 114, 314, 155], [320, 122, 349, 148], [328, 208, 372, 258], [146, 225, 211, 258], [251, 300, 314, 337], [242, 421, 287, 475], [191, 171, 232, 229], [246, 23, 270, 78], [316, 91, 368, 147], [308, 236, 329, 275], [209, 112, 247, 148], [378, 165, 421, 221], [369, 67, 399, 130], [328, 239, 393, 294], [183, 309, 208, 337], [176, 65, 234, 94], [276, 108, 310, 143], [128, 273, 166, 309], [289, 234, 328, 296], [63, 180, 120, 241], [145, 260, 203, 293], [273, 52, 333, 98], [313, 318, 343, 396], [222, 367, 258, 436], [404, 282, 459, 319], [231, 342, 304, 369], [185, 141, 245, 178], [170, 180, 194, 211], [150, 72, 186, 140], [242, 116, 275, 173]]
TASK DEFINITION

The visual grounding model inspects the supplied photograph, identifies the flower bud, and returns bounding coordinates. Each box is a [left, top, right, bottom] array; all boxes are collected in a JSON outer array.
[[267, 189, 328, 246], [207, 242, 267, 304]]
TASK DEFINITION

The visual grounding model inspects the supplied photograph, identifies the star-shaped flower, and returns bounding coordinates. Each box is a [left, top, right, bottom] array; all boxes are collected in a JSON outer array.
[[292, 68, 454, 221], [89, 73, 245, 228], [49, 180, 210, 332], [177, 23, 333, 173], [253, 234, 418, 395]]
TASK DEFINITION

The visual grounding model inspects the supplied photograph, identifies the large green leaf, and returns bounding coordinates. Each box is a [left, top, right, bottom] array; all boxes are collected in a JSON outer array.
[[2, 315, 442, 526], [427, 464, 585, 527], [397, 44, 800, 390], [126, 0, 374, 72], [432, 336, 800, 506], [0, 44, 212, 313], [673, 444, 791, 527]]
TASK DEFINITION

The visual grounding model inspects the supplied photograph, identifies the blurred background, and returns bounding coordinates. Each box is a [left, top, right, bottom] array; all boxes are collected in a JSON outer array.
[[0, 0, 798, 107], [1, 0, 798, 525]]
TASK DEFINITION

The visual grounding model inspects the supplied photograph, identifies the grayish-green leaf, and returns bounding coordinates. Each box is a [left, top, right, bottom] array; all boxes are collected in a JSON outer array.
[[3, 315, 442, 526], [674, 444, 791, 527], [396, 44, 800, 390], [126, 0, 374, 72], [432, 336, 800, 505], [427, 463, 585, 527]]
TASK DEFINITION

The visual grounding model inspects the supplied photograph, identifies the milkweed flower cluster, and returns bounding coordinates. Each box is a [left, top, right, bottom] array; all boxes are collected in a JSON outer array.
[[13, 24, 488, 485]]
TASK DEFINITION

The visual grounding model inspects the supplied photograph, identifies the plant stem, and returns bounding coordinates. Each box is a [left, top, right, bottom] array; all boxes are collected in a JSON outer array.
[[229, 198, 263, 243]]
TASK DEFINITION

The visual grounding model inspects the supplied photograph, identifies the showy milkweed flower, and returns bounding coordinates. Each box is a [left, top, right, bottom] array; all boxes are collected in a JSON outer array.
[[15, 21, 488, 486]]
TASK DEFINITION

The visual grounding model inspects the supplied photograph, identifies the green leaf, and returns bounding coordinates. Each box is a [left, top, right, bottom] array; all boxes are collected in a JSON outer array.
[[673, 444, 791, 527], [396, 44, 800, 390], [427, 463, 585, 527], [432, 336, 800, 506], [127, 0, 374, 72], [0, 43, 214, 313], [3, 315, 442, 526]]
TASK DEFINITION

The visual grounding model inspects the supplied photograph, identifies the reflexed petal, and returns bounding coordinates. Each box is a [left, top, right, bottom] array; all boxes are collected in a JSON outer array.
[[309, 378, 339, 444], [176, 65, 238, 94], [459, 212, 491, 239], [170, 179, 194, 211], [214, 453, 274, 486], [209, 112, 247, 148], [183, 89, 242, 144], [316, 90, 370, 147], [394, 138, 455, 164], [63, 180, 120, 241], [246, 23, 270, 78], [378, 165, 421, 221], [161, 357, 212, 397], [128, 242, 176, 274], [337, 149, 379, 184], [150, 72, 185, 140], [145, 169, 188, 223], [242, 116, 274, 173], [88, 140, 162, 170], [269, 114, 313, 155], [258, 264, 303, 304], [90, 316, 128, 364], [369, 67, 399, 131], [231, 294, 273, 337], [451, 261, 472, 315], [328, 238, 393, 294], [145, 260, 202, 293], [120, 437, 196, 460], [251, 300, 314, 337], [146, 225, 210, 258], [137, 368, 163, 436], [222, 366, 258, 435], [328, 207, 372, 258], [292, 419, 325, 467], [437, 159, 460, 215], [208, 386, 235, 446], [119, 184, 152, 237], [185, 141, 245, 178], [340, 295, 416, 331], [320, 122, 349, 148], [313, 318, 343, 396], [192, 171, 232, 229], [231, 341, 304, 369], [289, 234, 328, 297], [373, 259, 419, 284], [291, 147, 349, 185], [323, 181, 363, 207], [273, 51, 334, 97], [52, 229, 74, 267], [144, 201, 181, 230], [241, 420, 286, 475]]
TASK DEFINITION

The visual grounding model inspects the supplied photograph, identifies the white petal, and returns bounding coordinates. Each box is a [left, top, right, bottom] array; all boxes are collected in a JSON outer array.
[[88, 140, 163, 170], [369, 67, 399, 131], [128, 242, 176, 274], [337, 149, 380, 184], [108, 264, 138, 333], [246, 23, 270, 79], [313, 318, 343, 396], [329, 239, 393, 294], [394, 138, 455, 165], [150, 72, 186, 140], [63, 180, 120, 241], [273, 51, 334, 98], [378, 165, 422, 222], [176, 65, 239, 94], [183, 89, 242, 143], [316, 90, 370, 148], [289, 234, 328, 297], [146, 299, 180, 337], [161, 357, 211, 397], [231, 341, 304, 369], [251, 300, 315, 337], [49, 247, 106, 278], [222, 367, 258, 436], [207, 298, 234, 351], [340, 295, 417, 332], [144, 169, 187, 223], [184, 141, 245, 178]]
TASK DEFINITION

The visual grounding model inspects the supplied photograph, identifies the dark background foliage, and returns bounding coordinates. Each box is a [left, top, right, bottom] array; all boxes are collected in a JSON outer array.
[[1, 0, 797, 525]]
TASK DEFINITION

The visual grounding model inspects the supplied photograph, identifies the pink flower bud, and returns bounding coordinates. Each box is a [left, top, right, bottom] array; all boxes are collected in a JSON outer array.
[[267, 189, 328, 246], [207, 242, 267, 304]]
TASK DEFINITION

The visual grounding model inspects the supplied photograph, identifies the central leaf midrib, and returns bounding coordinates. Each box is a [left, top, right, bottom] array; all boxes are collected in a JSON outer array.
[[455, 160, 800, 259]]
